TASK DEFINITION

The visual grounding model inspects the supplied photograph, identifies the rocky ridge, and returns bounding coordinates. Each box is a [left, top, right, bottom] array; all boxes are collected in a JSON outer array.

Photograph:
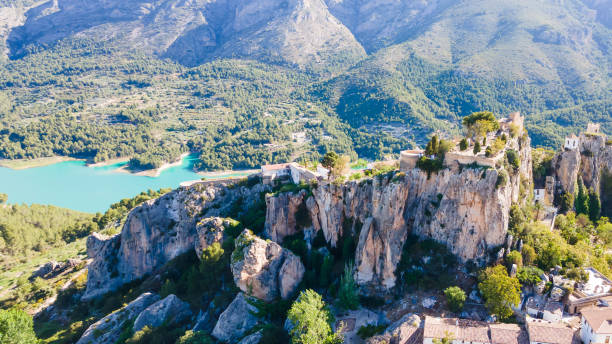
[[84, 177, 267, 300], [265, 136, 532, 292]]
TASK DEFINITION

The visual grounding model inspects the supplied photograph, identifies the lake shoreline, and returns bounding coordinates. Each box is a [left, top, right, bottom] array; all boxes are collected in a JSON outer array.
[[0, 156, 79, 170]]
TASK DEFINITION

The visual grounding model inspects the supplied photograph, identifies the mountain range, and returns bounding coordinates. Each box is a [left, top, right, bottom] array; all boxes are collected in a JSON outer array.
[[0, 0, 610, 168]]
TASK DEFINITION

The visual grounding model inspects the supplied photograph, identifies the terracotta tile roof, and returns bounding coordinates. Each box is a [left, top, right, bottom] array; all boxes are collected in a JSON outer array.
[[423, 316, 490, 343], [581, 307, 612, 334], [526, 319, 575, 344], [490, 323, 528, 344]]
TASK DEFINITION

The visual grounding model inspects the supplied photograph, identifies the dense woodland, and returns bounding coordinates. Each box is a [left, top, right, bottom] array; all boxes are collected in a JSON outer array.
[[0, 38, 609, 172]]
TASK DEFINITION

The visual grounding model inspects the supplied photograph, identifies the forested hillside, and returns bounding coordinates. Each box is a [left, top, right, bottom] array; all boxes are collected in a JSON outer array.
[[0, 0, 609, 170]]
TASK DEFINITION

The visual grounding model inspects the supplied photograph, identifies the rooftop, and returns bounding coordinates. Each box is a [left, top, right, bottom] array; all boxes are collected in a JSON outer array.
[[580, 268, 612, 296], [423, 316, 490, 343], [526, 318, 575, 344], [581, 307, 612, 334], [489, 323, 528, 344]]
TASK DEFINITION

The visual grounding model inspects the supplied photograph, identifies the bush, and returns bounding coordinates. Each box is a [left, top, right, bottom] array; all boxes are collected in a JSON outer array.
[[176, 330, 214, 344], [521, 245, 536, 266], [516, 266, 543, 286], [0, 308, 39, 344], [357, 324, 386, 339], [506, 150, 520, 171], [459, 138, 468, 151], [444, 286, 466, 313], [506, 250, 523, 269]]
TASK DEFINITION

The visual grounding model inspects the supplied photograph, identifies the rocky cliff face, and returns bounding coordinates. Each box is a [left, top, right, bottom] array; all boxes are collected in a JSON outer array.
[[7, 0, 365, 67], [83, 178, 267, 300], [266, 139, 531, 292], [554, 134, 612, 196]]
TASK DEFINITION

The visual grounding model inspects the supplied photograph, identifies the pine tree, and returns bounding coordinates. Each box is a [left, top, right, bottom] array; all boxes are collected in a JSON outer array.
[[588, 189, 601, 222], [473, 141, 481, 155], [575, 177, 590, 215]]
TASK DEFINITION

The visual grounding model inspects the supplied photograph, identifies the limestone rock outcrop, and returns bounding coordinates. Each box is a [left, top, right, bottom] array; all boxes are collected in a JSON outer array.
[[76, 292, 160, 344], [264, 190, 308, 243], [212, 293, 260, 342], [194, 217, 235, 259], [554, 133, 612, 202], [265, 139, 532, 292], [84, 178, 268, 300], [133, 294, 192, 332], [231, 230, 305, 301]]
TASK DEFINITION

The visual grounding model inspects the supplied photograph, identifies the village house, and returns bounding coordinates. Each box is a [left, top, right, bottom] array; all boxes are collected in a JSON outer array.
[[423, 316, 491, 344], [567, 268, 612, 314], [525, 318, 576, 344], [261, 163, 292, 184], [580, 306, 612, 344], [489, 323, 529, 344], [526, 298, 564, 323]]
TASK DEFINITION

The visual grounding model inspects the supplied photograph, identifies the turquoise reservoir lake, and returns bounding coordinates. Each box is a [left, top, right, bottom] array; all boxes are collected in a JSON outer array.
[[0, 155, 251, 213]]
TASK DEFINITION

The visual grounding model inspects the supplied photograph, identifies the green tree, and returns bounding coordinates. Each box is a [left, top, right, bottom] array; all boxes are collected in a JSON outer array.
[[459, 138, 468, 151], [338, 262, 359, 310], [425, 135, 439, 156], [506, 250, 523, 269], [537, 241, 562, 270], [473, 141, 481, 155], [589, 190, 601, 222], [444, 286, 466, 313], [517, 266, 544, 286], [559, 192, 574, 213], [321, 152, 340, 171], [287, 289, 341, 344], [462, 111, 500, 138], [0, 193, 7, 205], [0, 308, 39, 344], [575, 177, 589, 216], [478, 265, 521, 320], [321, 151, 349, 177], [521, 244, 536, 266]]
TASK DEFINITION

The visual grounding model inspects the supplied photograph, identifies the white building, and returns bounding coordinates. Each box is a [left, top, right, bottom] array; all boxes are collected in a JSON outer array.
[[261, 163, 291, 184], [534, 189, 546, 204], [580, 307, 612, 344], [564, 134, 579, 150]]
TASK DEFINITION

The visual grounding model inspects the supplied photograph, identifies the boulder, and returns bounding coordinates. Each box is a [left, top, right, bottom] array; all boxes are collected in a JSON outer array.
[[133, 294, 192, 332], [510, 264, 518, 277], [194, 217, 234, 259], [231, 230, 304, 301], [212, 293, 260, 343], [238, 331, 263, 344], [76, 293, 160, 344]]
